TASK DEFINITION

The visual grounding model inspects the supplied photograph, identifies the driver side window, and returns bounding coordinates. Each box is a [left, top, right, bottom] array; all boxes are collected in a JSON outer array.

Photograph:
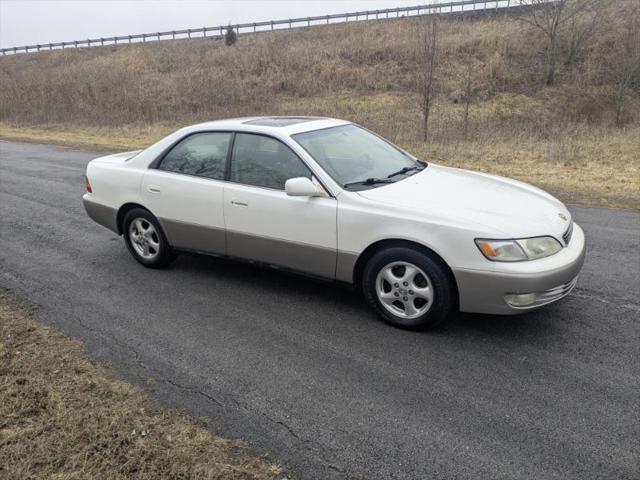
[[230, 133, 311, 190]]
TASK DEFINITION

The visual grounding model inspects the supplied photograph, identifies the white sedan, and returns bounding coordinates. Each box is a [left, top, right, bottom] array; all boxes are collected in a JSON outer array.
[[83, 117, 586, 328]]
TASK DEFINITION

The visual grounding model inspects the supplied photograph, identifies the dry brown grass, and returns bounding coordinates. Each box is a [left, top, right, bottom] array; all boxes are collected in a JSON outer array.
[[0, 291, 282, 480], [1, 11, 636, 131], [0, 8, 638, 209]]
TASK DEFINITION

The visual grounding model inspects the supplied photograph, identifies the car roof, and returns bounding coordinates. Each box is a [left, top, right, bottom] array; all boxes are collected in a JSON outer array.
[[188, 116, 351, 136]]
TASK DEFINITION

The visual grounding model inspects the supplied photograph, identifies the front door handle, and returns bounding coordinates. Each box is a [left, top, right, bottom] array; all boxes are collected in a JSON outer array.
[[147, 185, 161, 193], [231, 200, 249, 207]]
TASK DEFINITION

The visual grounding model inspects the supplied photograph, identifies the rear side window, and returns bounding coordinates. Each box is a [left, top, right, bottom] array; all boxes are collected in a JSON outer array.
[[158, 132, 232, 180], [230, 133, 311, 190]]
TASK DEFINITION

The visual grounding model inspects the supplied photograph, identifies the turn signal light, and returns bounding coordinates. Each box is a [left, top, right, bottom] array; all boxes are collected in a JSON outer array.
[[479, 242, 496, 257], [85, 176, 92, 193]]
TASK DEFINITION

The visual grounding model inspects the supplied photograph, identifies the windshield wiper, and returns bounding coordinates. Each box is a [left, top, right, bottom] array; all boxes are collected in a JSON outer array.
[[386, 163, 426, 179], [343, 177, 395, 188]]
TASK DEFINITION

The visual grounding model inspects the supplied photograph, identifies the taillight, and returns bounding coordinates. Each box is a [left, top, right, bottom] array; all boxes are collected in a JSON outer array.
[[85, 176, 92, 193]]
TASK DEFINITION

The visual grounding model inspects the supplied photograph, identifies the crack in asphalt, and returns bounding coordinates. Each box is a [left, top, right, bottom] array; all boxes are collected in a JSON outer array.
[[573, 287, 640, 310], [161, 377, 226, 408], [70, 311, 344, 473]]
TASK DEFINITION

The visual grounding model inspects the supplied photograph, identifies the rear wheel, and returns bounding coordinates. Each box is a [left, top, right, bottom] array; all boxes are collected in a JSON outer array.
[[123, 208, 175, 268], [362, 247, 455, 329]]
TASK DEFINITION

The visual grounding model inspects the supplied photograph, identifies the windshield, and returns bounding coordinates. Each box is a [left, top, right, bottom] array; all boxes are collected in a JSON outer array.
[[292, 124, 424, 190]]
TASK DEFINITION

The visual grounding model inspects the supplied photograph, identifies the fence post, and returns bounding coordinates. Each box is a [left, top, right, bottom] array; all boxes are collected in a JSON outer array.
[[157, 32, 160, 41], [307, 17, 310, 27], [271, 21, 274, 30], [326, 14, 329, 24], [128, 35, 132, 44], [142, 33, 146, 42], [187, 29, 191, 38]]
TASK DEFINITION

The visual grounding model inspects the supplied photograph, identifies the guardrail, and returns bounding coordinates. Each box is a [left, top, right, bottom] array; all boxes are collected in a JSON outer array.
[[0, 0, 530, 55]]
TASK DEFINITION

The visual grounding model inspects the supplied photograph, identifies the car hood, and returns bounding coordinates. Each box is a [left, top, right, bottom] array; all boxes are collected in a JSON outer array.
[[357, 164, 572, 239]]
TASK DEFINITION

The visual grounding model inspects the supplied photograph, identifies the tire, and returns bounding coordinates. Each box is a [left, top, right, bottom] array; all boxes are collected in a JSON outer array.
[[362, 246, 456, 329], [123, 208, 176, 268]]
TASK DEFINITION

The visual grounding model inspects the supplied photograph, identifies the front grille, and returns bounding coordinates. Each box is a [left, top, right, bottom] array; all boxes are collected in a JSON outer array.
[[562, 221, 574, 246]]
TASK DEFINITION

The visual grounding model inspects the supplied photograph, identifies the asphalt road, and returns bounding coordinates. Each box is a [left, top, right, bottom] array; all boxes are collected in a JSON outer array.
[[1, 140, 638, 480]]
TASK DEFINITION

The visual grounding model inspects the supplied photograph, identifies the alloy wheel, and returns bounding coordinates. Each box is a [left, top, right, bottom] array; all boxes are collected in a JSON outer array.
[[375, 261, 434, 319], [129, 218, 160, 260]]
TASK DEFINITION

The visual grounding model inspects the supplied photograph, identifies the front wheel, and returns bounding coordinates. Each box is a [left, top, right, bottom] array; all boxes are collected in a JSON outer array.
[[123, 208, 176, 268], [362, 247, 456, 329]]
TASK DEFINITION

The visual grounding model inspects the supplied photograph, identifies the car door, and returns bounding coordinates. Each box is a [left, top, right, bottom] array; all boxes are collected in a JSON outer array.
[[141, 131, 232, 254], [224, 132, 338, 279]]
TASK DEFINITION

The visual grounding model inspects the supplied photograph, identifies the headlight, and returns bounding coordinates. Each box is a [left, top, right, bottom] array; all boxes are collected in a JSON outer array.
[[518, 237, 563, 260], [475, 237, 562, 262]]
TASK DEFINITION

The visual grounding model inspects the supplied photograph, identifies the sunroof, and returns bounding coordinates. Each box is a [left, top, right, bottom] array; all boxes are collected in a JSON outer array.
[[243, 117, 321, 127]]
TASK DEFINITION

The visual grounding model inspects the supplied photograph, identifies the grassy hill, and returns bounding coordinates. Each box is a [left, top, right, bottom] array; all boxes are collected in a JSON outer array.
[[1, 2, 638, 208]]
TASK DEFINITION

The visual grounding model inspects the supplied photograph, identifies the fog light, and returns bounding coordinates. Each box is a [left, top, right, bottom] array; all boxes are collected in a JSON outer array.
[[504, 292, 538, 307]]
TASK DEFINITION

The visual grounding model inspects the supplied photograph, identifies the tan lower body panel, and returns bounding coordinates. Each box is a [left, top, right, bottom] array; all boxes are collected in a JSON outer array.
[[159, 218, 226, 255], [158, 218, 360, 282], [83, 198, 118, 234], [227, 230, 338, 280]]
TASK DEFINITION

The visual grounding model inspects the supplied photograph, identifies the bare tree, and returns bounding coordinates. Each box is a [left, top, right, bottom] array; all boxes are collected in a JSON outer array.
[[608, 3, 640, 126], [564, 2, 602, 67], [462, 63, 474, 140], [416, 12, 439, 142], [520, 0, 600, 85]]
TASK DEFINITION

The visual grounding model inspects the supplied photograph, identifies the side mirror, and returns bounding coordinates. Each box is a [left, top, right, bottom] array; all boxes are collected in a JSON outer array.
[[285, 177, 324, 197]]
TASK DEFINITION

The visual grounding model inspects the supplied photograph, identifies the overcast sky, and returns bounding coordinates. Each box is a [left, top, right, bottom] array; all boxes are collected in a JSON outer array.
[[0, 0, 429, 48]]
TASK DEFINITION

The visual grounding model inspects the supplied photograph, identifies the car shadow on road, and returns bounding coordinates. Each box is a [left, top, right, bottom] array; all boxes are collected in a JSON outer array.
[[444, 310, 557, 340], [171, 251, 559, 342]]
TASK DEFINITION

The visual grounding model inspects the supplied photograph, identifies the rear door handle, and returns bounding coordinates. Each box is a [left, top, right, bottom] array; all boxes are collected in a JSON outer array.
[[231, 200, 249, 207], [147, 185, 161, 193]]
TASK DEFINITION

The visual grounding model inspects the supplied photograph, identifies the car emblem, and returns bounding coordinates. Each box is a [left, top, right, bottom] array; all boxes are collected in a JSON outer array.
[[558, 213, 568, 221]]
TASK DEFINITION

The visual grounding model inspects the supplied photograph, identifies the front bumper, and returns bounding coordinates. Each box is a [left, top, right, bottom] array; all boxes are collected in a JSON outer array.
[[453, 223, 586, 315]]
